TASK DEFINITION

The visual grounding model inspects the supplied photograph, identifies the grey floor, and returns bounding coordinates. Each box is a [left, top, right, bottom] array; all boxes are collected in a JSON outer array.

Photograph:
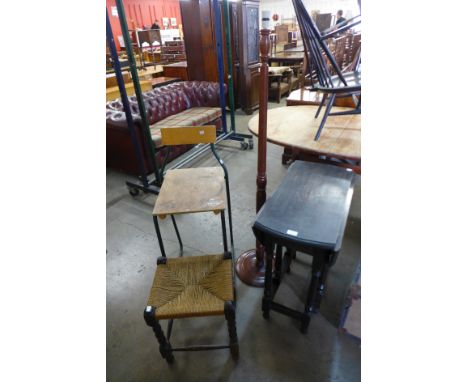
[[106, 100, 361, 381]]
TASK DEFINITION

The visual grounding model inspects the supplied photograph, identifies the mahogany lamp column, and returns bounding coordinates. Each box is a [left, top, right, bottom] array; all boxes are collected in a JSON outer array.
[[235, 29, 270, 287]]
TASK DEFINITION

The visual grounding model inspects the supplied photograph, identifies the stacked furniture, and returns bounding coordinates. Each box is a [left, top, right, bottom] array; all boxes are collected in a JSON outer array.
[[161, 40, 186, 64], [106, 81, 226, 175], [145, 125, 238, 363], [328, 33, 361, 74]]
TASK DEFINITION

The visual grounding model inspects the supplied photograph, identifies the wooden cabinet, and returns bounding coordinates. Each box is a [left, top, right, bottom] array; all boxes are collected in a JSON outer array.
[[180, 0, 219, 83], [180, 0, 260, 114], [236, 0, 261, 114]]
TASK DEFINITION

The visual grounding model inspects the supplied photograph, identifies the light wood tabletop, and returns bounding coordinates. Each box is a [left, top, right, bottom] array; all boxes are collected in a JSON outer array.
[[248, 105, 360, 161], [153, 167, 226, 217]]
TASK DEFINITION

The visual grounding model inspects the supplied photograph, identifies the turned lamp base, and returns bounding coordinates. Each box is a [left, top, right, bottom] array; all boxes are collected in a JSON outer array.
[[235, 249, 266, 287]]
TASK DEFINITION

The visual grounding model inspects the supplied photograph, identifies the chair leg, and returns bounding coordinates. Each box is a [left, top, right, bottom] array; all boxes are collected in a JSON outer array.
[[314, 93, 336, 141], [224, 301, 239, 361], [144, 307, 174, 364], [315, 93, 328, 118]]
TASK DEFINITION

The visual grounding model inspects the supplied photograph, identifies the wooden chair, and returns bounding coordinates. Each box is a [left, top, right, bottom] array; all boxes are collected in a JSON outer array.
[[144, 125, 238, 363], [293, 0, 361, 140]]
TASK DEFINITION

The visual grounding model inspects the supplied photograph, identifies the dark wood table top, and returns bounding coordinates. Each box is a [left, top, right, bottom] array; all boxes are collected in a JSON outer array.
[[253, 161, 355, 252]]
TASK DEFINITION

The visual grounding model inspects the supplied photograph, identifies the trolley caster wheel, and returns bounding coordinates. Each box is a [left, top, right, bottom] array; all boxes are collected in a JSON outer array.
[[248, 138, 254, 149], [240, 141, 249, 150], [128, 187, 140, 197]]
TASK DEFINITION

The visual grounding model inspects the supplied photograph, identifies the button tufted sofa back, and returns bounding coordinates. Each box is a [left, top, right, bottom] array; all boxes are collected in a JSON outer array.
[[106, 81, 225, 126]]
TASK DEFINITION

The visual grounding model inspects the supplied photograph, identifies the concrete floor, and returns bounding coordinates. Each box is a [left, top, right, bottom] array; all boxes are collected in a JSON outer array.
[[106, 100, 361, 381]]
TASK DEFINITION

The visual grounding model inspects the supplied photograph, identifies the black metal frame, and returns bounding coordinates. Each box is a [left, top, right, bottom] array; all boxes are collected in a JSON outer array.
[[145, 143, 237, 363], [106, 10, 161, 196], [107, 0, 253, 199], [292, 0, 361, 141]]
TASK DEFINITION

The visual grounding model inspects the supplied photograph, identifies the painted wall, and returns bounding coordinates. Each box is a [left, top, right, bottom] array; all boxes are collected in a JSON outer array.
[[106, 0, 182, 49]]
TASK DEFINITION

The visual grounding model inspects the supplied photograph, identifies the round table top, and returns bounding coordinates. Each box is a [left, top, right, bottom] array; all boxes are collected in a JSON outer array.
[[248, 105, 361, 161]]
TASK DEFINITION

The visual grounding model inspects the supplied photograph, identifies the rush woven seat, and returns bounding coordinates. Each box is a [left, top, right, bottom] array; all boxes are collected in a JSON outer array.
[[147, 254, 234, 319]]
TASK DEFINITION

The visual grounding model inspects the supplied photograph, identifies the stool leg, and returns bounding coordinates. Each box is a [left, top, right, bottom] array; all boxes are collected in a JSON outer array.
[[224, 301, 239, 361], [153, 216, 166, 258], [262, 241, 274, 319], [144, 307, 174, 364]]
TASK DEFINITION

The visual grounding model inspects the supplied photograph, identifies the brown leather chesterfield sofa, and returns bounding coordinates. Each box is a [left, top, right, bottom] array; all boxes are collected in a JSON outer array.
[[106, 81, 225, 175]]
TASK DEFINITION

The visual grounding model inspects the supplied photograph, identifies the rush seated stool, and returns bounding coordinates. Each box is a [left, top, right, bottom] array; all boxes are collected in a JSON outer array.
[[144, 125, 238, 364], [252, 161, 355, 333]]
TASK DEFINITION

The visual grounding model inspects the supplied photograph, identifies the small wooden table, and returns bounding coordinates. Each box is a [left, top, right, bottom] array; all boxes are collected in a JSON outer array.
[[248, 106, 360, 172], [253, 160, 355, 333]]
